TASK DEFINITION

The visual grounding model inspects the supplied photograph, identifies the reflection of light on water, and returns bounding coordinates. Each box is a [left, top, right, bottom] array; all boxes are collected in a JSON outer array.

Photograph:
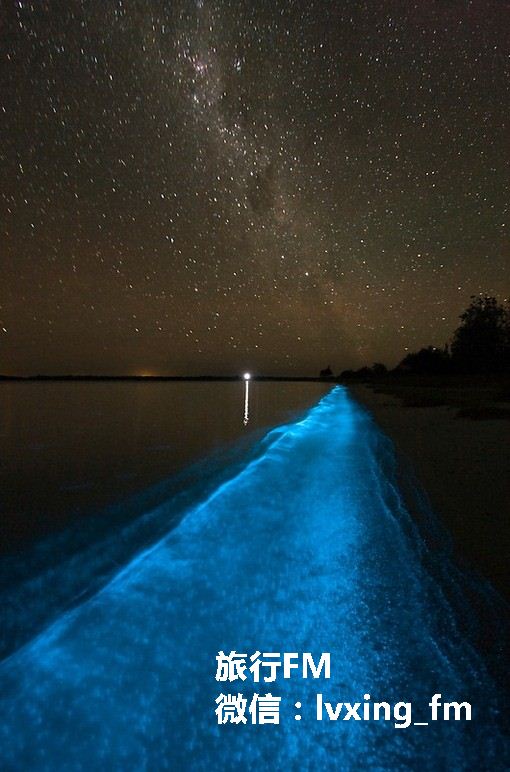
[[243, 372, 250, 426]]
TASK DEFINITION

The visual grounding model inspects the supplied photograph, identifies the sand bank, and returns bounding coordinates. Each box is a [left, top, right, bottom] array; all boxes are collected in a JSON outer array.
[[350, 385, 510, 602]]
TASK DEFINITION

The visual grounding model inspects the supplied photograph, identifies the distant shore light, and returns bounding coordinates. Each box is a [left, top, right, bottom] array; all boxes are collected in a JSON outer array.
[[243, 372, 251, 380]]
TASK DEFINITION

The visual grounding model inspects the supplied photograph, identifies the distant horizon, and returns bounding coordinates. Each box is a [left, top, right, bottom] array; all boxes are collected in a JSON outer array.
[[0, 372, 335, 382]]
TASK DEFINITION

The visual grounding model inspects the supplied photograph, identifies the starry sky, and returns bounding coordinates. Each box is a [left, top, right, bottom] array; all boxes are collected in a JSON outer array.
[[1, 0, 508, 375]]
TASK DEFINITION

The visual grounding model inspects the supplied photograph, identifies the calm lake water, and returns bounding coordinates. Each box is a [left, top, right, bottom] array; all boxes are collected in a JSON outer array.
[[1, 381, 331, 551]]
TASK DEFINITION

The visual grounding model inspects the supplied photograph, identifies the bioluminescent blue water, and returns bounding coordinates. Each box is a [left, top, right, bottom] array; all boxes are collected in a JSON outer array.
[[0, 387, 508, 770]]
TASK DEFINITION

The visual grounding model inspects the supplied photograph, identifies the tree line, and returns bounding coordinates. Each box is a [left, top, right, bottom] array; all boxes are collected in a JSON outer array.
[[335, 296, 510, 380]]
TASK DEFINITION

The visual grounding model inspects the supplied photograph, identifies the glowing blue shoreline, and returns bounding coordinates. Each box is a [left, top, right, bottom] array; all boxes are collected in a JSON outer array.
[[0, 387, 507, 770]]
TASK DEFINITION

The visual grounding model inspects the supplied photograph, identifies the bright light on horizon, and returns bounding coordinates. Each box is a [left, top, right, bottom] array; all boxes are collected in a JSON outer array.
[[243, 374, 250, 425]]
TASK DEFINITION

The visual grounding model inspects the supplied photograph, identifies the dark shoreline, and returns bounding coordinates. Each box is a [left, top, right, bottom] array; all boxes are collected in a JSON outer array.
[[351, 384, 510, 603]]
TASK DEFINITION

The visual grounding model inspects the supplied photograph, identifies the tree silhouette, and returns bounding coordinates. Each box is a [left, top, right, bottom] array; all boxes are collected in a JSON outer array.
[[371, 362, 387, 377], [339, 295, 510, 379], [397, 346, 450, 375], [451, 296, 510, 373]]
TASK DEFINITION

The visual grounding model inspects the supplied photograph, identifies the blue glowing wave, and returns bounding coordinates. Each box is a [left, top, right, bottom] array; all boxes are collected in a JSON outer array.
[[0, 387, 508, 770]]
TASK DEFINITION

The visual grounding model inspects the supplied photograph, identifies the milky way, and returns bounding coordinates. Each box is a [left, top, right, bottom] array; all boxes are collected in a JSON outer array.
[[1, 0, 509, 374]]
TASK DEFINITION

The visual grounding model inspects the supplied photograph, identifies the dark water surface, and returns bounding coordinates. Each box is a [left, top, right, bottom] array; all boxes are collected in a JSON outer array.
[[1, 381, 330, 550], [1, 381, 333, 660]]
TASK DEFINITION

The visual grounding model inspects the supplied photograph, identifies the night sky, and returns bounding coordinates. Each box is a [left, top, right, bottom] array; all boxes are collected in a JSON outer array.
[[1, 0, 508, 375]]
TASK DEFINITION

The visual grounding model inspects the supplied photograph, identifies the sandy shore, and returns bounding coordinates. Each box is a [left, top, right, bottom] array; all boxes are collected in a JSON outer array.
[[350, 385, 510, 602]]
